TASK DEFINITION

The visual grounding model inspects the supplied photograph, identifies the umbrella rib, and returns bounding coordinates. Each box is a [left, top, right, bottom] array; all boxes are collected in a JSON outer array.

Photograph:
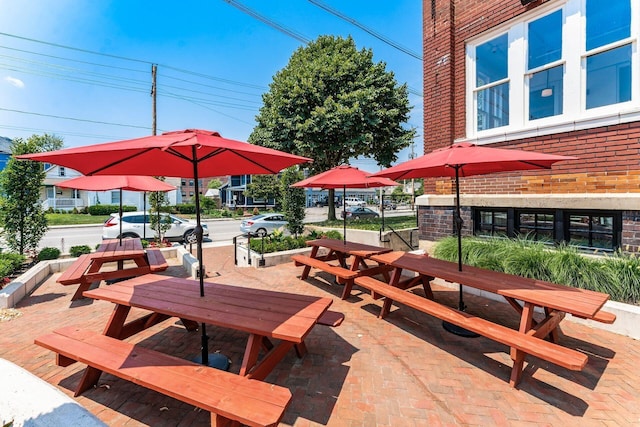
[[86, 148, 158, 175]]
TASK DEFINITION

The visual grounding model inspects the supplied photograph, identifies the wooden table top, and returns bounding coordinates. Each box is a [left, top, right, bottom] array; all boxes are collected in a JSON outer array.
[[92, 238, 145, 260], [84, 274, 333, 343], [369, 251, 610, 319], [306, 238, 392, 257]]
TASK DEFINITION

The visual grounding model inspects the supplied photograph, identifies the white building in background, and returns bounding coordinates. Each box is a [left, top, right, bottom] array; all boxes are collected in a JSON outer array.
[[40, 165, 180, 212]]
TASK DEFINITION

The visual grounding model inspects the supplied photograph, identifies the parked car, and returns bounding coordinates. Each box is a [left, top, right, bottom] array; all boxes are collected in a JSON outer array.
[[340, 207, 380, 220], [240, 213, 288, 236], [344, 197, 366, 207], [382, 200, 397, 210], [102, 211, 209, 242], [315, 196, 341, 207]]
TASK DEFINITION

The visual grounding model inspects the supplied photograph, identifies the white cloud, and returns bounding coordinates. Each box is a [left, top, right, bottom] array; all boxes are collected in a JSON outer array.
[[4, 76, 25, 88]]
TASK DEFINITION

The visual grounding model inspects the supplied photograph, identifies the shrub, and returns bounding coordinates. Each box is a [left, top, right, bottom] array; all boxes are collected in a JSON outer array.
[[87, 205, 136, 215], [70, 245, 92, 257], [38, 247, 61, 261], [174, 204, 196, 214], [252, 207, 260, 215]]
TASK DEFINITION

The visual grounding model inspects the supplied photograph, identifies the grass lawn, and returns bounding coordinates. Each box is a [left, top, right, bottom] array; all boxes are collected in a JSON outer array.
[[46, 214, 110, 226]]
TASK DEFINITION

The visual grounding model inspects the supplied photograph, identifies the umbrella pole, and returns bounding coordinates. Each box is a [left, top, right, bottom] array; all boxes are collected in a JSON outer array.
[[192, 149, 209, 367], [442, 167, 480, 338], [143, 192, 146, 240], [343, 186, 346, 243], [119, 188, 123, 246]]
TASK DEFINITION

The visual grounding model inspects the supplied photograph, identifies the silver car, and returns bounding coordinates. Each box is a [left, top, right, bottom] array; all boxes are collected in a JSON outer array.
[[102, 211, 209, 242], [240, 213, 288, 237]]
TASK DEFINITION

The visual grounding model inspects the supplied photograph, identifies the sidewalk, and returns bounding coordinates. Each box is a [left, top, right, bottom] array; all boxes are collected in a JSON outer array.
[[1, 245, 639, 426]]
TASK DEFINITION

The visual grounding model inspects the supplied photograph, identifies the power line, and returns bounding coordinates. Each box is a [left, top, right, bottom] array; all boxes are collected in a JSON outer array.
[[0, 31, 265, 91], [221, 0, 310, 44], [0, 108, 152, 130], [308, 0, 423, 61]]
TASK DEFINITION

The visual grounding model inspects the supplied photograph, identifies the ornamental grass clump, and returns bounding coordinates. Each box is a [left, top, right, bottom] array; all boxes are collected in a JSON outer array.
[[433, 236, 640, 304]]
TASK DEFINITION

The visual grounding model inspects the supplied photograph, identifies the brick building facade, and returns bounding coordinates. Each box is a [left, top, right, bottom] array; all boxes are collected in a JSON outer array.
[[418, 0, 640, 252]]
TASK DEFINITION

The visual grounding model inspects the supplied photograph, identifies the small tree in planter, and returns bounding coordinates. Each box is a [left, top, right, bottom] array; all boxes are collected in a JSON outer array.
[[149, 184, 172, 241], [280, 167, 305, 237]]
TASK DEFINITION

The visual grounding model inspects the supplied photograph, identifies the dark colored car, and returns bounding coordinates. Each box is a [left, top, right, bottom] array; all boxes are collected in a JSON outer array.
[[340, 207, 380, 220]]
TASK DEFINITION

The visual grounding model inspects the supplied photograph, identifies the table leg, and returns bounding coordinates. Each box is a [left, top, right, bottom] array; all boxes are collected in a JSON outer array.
[[74, 366, 103, 397], [103, 304, 131, 338], [510, 302, 535, 387]]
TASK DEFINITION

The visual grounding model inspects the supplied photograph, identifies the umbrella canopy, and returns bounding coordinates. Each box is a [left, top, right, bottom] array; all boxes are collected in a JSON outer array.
[[57, 175, 176, 244], [18, 129, 309, 178], [292, 165, 399, 241], [19, 129, 310, 366], [372, 142, 576, 332], [370, 142, 575, 181]]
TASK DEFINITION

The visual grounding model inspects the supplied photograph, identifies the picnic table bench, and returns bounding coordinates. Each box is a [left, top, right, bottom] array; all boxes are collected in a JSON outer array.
[[35, 326, 291, 427], [293, 238, 393, 299], [57, 238, 168, 301], [359, 251, 616, 387]]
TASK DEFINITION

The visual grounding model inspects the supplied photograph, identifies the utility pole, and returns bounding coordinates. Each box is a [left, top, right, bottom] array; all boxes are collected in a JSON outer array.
[[151, 64, 157, 135]]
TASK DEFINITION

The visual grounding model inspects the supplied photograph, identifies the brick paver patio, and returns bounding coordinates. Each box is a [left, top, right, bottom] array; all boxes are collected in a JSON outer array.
[[1, 245, 639, 426]]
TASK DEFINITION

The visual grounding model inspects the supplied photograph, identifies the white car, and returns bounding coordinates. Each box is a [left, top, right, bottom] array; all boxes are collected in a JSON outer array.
[[344, 197, 366, 207], [240, 213, 288, 237], [102, 211, 209, 242]]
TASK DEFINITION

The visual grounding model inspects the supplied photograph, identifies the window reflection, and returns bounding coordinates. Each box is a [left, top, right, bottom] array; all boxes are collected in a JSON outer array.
[[530, 65, 564, 120], [477, 82, 509, 130], [586, 45, 632, 109], [528, 10, 562, 69], [476, 34, 508, 86], [587, 0, 630, 50]]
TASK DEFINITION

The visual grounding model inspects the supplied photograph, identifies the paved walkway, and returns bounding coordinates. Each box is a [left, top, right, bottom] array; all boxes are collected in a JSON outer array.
[[1, 245, 639, 426]]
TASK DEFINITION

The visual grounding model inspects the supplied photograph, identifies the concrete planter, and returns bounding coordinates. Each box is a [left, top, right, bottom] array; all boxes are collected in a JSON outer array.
[[0, 247, 178, 309]]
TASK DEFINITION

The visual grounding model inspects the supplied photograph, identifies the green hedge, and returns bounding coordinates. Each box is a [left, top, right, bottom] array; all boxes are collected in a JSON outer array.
[[174, 204, 196, 214], [70, 245, 92, 257], [38, 247, 61, 261], [248, 229, 343, 254], [433, 236, 640, 305], [0, 252, 26, 279], [87, 205, 136, 216]]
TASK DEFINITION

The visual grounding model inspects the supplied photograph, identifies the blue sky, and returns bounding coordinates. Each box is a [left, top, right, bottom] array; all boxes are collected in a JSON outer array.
[[0, 0, 423, 171]]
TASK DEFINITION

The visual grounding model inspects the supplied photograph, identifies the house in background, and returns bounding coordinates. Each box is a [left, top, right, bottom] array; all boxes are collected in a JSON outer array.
[[419, 0, 639, 253], [0, 137, 12, 171], [41, 165, 179, 211]]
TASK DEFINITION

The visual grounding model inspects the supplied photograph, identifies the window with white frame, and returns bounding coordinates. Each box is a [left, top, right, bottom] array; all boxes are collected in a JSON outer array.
[[466, 0, 637, 138], [111, 191, 120, 204]]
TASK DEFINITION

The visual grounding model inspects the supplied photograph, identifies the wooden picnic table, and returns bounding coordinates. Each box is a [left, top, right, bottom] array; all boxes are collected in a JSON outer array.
[[57, 238, 167, 301], [359, 250, 616, 386], [82, 274, 335, 382], [292, 238, 393, 298]]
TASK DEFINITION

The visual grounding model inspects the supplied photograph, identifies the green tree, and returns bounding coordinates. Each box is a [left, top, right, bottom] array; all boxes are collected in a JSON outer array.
[[207, 178, 223, 189], [148, 181, 171, 241], [280, 167, 305, 236], [0, 134, 63, 255], [245, 175, 280, 210], [249, 35, 415, 219]]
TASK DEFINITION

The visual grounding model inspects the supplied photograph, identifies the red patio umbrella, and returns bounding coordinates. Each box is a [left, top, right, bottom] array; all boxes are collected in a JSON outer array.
[[292, 165, 399, 242], [19, 129, 311, 366], [57, 175, 175, 244], [372, 142, 576, 336]]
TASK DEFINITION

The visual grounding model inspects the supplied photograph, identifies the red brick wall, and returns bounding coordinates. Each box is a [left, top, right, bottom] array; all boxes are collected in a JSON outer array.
[[422, 0, 640, 197]]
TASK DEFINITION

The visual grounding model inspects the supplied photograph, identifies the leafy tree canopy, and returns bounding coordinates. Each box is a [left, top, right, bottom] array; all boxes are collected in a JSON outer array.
[[245, 175, 280, 207], [207, 178, 223, 189], [249, 35, 415, 175], [0, 134, 63, 254]]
